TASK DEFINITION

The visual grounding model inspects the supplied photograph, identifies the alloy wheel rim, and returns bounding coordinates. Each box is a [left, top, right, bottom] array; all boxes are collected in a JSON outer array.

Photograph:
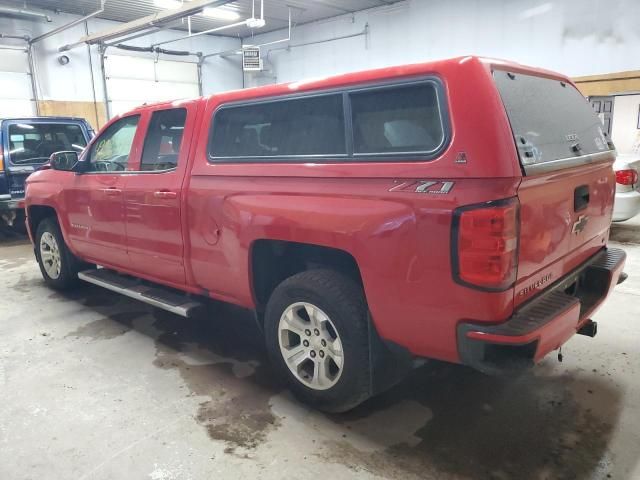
[[40, 232, 62, 280], [278, 302, 344, 391]]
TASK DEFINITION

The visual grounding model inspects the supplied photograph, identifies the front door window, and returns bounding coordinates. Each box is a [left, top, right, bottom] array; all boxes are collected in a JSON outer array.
[[86, 115, 140, 172]]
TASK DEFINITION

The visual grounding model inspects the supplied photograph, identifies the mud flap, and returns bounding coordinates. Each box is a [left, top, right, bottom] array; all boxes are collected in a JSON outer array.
[[368, 313, 414, 395]]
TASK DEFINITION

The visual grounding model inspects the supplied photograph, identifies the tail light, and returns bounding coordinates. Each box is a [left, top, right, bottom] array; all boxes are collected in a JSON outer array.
[[452, 198, 519, 291], [0, 150, 4, 171], [615, 169, 638, 186]]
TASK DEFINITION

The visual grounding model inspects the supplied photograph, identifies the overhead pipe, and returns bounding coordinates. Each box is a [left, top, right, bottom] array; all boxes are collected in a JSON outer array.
[[152, 19, 252, 47], [112, 43, 194, 57], [59, 0, 234, 52], [250, 7, 290, 48], [85, 21, 101, 129], [31, 0, 106, 44], [0, 33, 31, 42], [266, 23, 369, 60], [0, 44, 28, 51], [0, 5, 51, 22], [27, 44, 41, 115], [0, 33, 30, 51]]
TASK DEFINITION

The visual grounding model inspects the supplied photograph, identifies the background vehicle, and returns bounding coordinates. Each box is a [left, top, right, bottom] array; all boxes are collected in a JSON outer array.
[[612, 153, 640, 222], [25, 57, 626, 412], [0, 117, 94, 232]]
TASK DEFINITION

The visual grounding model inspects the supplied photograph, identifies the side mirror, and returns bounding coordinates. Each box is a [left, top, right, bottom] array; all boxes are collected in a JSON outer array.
[[49, 151, 79, 172]]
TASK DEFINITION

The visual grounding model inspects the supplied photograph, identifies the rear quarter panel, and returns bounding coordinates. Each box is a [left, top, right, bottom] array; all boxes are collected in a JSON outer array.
[[186, 58, 524, 361]]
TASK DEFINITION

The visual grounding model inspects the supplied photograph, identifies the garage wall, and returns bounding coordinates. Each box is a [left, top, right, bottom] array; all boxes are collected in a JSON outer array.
[[245, 0, 640, 87], [0, 12, 243, 128], [611, 95, 640, 155]]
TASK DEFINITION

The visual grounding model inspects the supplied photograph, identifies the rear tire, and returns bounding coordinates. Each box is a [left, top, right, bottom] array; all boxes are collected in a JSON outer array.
[[264, 269, 372, 412], [35, 217, 84, 290]]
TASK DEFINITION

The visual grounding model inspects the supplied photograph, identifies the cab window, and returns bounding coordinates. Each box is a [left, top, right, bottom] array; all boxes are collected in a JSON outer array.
[[210, 94, 346, 159], [86, 115, 140, 172]]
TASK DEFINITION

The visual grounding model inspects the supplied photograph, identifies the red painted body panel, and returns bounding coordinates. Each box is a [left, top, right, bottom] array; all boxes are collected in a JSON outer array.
[[25, 56, 620, 365]]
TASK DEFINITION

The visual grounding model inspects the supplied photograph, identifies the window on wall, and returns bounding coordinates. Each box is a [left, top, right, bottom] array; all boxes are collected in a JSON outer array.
[[141, 108, 187, 171], [210, 94, 346, 159], [350, 83, 445, 154]]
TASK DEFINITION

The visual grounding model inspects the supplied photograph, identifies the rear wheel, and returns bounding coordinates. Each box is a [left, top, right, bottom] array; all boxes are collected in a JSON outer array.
[[264, 269, 371, 412], [35, 217, 84, 290]]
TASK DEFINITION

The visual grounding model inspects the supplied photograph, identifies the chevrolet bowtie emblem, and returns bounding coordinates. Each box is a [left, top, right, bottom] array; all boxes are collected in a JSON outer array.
[[572, 215, 589, 235]]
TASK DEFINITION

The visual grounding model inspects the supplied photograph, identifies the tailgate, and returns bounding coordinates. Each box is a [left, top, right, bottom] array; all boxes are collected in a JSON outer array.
[[493, 69, 616, 306]]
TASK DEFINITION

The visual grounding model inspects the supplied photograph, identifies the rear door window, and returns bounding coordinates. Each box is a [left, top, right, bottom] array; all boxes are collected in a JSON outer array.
[[140, 108, 187, 171], [7, 122, 87, 164], [210, 94, 346, 159], [494, 71, 612, 173], [350, 83, 445, 155]]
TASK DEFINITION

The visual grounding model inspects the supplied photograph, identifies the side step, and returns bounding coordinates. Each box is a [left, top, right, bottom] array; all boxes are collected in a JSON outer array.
[[78, 269, 204, 318]]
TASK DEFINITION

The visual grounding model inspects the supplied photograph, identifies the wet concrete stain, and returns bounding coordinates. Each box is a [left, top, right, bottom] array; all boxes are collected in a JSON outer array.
[[320, 363, 620, 480], [0, 256, 30, 269], [46, 284, 123, 308], [11, 272, 42, 294], [65, 311, 146, 340], [149, 306, 284, 453], [610, 222, 640, 245]]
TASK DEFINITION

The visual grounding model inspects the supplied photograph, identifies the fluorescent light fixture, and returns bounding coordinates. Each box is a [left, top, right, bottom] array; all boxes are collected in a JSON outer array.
[[519, 3, 553, 20], [202, 7, 241, 21], [154, 0, 183, 10], [15, 123, 34, 129]]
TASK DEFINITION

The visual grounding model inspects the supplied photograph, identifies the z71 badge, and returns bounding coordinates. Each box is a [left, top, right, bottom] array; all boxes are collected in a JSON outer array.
[[389, 180, 455, 194]]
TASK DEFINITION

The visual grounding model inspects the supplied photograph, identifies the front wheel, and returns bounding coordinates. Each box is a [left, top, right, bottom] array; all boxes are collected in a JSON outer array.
[[35, 217, 83, 290], [264, 269, 372, 412]]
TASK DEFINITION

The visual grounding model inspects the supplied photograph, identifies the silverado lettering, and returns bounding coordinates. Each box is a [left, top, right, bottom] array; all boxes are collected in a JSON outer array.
[[517, 273, 553, 298]]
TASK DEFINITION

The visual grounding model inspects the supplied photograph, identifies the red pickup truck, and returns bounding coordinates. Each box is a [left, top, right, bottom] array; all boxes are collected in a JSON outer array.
[[25, 56, 626, 412]]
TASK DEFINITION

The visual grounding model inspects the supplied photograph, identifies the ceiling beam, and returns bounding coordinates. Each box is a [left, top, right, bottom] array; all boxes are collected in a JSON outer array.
[[58, 0, 234, 51]]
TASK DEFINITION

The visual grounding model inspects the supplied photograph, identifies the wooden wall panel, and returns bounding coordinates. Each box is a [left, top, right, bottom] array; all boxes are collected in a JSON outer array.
[[573, 71, 640, 97], [37, 100, 107, 131]]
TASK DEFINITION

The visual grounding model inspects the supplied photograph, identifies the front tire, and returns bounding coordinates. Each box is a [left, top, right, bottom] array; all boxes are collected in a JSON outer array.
[[264, 269, 372, 412], [35, 217, 83, 290]]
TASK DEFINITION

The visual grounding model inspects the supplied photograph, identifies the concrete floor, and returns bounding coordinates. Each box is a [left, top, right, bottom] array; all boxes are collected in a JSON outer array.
[[1, 220, 639, 480]]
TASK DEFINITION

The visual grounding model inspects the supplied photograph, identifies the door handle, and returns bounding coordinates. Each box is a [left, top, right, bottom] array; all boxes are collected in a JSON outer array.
[[153, 190, 177, 199], [101, 187, 121, 196]]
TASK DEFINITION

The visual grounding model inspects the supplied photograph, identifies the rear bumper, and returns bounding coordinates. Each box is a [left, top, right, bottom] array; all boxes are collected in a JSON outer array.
[[457, 247, 626, 375]]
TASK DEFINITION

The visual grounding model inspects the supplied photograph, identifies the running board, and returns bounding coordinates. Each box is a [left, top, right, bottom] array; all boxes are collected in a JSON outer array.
[[78, 269, 204, 318]]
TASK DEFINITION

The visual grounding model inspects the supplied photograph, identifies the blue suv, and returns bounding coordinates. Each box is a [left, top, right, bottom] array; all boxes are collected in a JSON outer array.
[[0, 116, 94, 232]]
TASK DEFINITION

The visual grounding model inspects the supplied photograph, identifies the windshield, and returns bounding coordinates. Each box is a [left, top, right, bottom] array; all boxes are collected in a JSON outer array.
[[493, 71, 612, 173], [7, 122, 87, 164]]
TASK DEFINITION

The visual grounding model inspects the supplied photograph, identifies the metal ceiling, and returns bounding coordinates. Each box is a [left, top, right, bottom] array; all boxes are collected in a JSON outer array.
[[2, 0, 402, 37]]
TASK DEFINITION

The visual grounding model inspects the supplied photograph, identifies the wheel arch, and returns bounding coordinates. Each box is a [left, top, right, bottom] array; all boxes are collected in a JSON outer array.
[[27, 204, 59, 240], [250, 239, 364, 313]]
